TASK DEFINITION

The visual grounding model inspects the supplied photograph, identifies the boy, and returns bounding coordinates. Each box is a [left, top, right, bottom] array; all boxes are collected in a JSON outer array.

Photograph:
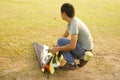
[[50, 3, 93, 70]]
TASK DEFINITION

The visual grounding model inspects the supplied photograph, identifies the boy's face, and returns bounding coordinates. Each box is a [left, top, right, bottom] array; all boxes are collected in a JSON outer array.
[[61, 12, 66, 20]]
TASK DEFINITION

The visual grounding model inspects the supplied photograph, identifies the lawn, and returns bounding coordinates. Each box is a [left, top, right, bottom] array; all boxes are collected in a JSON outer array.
[[0, 0, 120, 80]]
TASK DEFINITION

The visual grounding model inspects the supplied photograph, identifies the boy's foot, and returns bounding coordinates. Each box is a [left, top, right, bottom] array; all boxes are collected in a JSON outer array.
[[77, 59, 88, 68], [60, 62, 77, 71]]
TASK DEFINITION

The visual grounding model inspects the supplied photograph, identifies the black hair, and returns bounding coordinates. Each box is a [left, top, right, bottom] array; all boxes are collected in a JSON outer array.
[[61, 3, 75, 18]]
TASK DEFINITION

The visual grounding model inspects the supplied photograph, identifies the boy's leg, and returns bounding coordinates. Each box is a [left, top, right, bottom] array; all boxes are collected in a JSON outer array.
[[57, 37, 74, 64], [70, 44, 88, 68], [70, 43, 86, 59], [57, 37, 86, 62], [57, 37, 88, 68], [57, 37, 77, 70]]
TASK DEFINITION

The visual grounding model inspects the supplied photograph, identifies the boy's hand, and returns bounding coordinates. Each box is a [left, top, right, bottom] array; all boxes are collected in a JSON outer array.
[[49, 47, 59, 54]]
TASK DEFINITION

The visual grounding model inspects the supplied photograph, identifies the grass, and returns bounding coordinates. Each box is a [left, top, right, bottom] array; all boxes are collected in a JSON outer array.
[[0, 0, 120, 80]]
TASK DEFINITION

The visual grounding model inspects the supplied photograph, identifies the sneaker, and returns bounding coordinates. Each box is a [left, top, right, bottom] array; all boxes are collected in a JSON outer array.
[[60, 62, 77, 71], [77, 59, 88, 68]]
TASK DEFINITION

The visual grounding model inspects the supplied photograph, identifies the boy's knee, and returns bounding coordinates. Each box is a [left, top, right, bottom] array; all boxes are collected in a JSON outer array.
[[57, 37, 65, 46]]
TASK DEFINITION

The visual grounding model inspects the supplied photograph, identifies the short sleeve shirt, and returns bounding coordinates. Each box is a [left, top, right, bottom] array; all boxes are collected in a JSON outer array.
[[67, 17, 94, 50]]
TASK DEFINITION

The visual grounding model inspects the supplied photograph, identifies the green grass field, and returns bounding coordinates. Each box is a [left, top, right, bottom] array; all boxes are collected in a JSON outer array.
[[0, 0, 120, 80]]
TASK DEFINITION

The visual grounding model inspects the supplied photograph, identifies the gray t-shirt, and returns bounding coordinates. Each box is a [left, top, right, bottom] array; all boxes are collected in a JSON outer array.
[[67, 17, 93, 50]]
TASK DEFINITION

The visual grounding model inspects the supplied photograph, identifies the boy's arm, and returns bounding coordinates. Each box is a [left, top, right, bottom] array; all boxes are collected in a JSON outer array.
[[62, 29, 69, 38], [58, 34, 78, 51], [50, 34, 78, 53]]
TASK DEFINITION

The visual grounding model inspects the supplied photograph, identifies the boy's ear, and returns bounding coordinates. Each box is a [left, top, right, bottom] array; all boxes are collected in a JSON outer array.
[[63, 12, 66, 16]]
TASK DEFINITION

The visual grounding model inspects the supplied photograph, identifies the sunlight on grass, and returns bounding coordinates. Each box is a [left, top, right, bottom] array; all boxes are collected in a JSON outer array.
[[0, 0, 120, 80]]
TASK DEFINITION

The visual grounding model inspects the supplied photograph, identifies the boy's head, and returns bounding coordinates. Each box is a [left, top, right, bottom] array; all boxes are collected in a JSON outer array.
[[61, 3, 75, 19]]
